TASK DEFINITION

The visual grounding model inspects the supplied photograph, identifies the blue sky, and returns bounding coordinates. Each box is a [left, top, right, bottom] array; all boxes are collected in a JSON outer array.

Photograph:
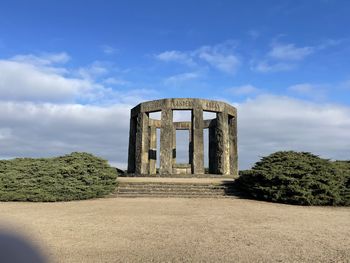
[[0, 0, 349, 169]]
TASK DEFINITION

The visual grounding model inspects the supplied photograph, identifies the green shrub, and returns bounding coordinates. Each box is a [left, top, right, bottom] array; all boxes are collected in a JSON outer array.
[[0, 152, 117, 202], [235, 151, 349, 206], [334, 160, 350, 205]]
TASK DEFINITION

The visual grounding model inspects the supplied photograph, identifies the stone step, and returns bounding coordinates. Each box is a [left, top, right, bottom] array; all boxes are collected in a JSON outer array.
[[113, 189, 239, 197], [117, 184, 234, 188], [118, 182, 233, 186], [110, 192, 238, 198], [116, 189, 230, 194], [116, 185, 234, 190], [117, 188, 235, 193], [111, 194, 234, 198], [117, 190, 235, 195], [121, 174, 234, 178], [117, 186, 228, 190], [112, 178, 239, 198], [117, 190, 229, 195]]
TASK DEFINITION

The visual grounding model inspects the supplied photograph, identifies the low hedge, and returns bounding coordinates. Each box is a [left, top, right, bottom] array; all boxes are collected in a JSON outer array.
[[0, 152, 117, 202], [235, 151, 350, 206]]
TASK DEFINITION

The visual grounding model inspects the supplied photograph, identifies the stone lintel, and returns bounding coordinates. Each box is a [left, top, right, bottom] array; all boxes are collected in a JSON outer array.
[[149, 119, 161, 128], [173, 121, 191, 130], [136, 98, 236, 116]]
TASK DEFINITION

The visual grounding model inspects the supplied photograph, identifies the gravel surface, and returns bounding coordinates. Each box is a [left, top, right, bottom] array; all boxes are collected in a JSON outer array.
[[0, 198, 349, 263]]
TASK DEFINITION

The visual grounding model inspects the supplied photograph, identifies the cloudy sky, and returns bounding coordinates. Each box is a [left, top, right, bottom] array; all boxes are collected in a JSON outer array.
[[0, 0, 349, 169]]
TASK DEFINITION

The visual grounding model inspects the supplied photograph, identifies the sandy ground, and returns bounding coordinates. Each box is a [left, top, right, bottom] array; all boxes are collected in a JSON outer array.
[[0, 198, 349, 263]]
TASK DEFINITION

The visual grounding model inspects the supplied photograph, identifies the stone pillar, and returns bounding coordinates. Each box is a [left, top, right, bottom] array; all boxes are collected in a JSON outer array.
[[216, 112, 230, 175], [127, 116, 137, 173], [191, 106, 204, 174], [208, 125, 217, 174], [229, 115, 238, 177], [149, 126, 157, 175], [135, 112, 149, 174], [172, 126, 176, 165], [160, 108, 173, 174]]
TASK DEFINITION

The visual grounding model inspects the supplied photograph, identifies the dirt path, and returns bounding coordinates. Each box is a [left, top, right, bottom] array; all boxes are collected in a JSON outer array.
[[0, 198, 349, 263]]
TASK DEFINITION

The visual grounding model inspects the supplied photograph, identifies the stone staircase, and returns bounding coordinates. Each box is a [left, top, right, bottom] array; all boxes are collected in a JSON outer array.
[[110, 178, 240, 198]]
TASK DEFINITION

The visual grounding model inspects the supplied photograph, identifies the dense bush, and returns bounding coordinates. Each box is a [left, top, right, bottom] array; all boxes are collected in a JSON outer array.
[[235, 151, 350, 206], [334, 160, 350, 205], [0, 152, 117, 202]]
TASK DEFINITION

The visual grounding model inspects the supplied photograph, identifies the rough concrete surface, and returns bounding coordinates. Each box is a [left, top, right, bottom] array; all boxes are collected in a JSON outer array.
[[0, 198, 349, 263]]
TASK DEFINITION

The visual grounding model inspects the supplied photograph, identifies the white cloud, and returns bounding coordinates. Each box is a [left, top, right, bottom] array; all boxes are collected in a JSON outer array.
[[251, 42, 312, 73], [76, 61, 110, 80], [164, 72, 199, 85], [155, 40, 241, 74], [0, 101, 131, 168], [252, 60, 296, 72], [0, 54, 139, 104], [0, 50, 155, 167], [252, 41, 319, 73], [288, 83, 327, 100], [198, 47, 240, 74], [195, 41, 240, 74], [237, 95, 350, 169], [103, 77, 130, 86], [288, 83, 315, 94], [268, 43, 314, 61], [12, 52, 70, 65], [155, 50, 194, 66], [0, 59, 93, 102], [227, 84, 261, 96]]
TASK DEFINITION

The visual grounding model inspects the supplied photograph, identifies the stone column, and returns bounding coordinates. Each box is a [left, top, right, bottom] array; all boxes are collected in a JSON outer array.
[[229, 115, 238, 177], [216, 112, 230, 175], [127, 116, 137, 173], [172, 126, 176, 165], [149, 126, 157, 175], [135, 112, 149, 174], [160, 108, 173, 174], [191, 106, 204, 174]]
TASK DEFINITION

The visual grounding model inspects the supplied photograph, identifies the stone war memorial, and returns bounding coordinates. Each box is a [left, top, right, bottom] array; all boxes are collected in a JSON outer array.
[[127, 98, 238, 177]]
